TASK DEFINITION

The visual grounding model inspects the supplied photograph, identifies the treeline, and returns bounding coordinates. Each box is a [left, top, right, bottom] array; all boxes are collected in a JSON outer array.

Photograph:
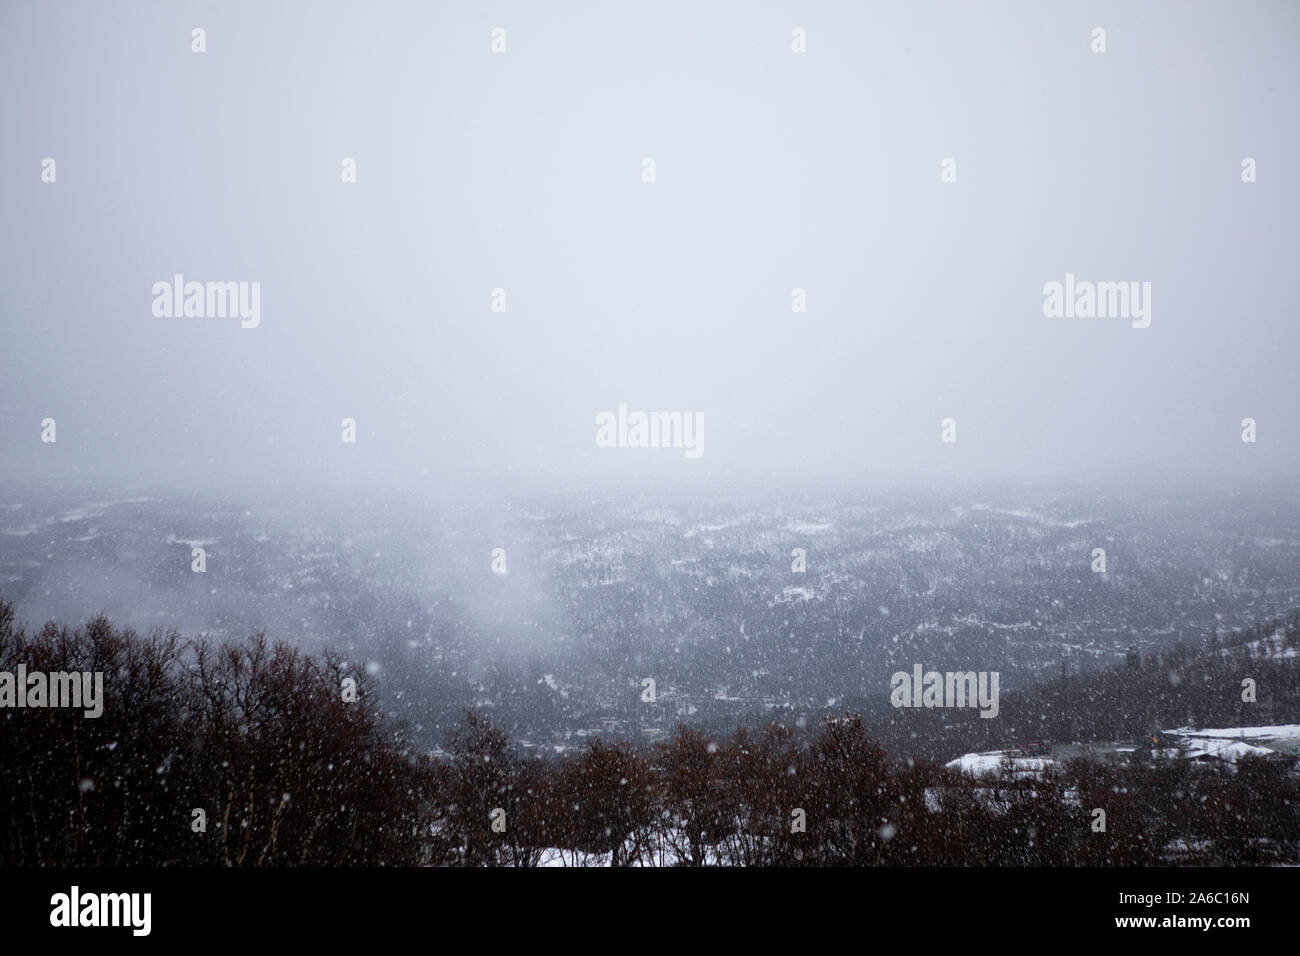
[[0, 600, 430, 866], [2, 600, 1298, 866]]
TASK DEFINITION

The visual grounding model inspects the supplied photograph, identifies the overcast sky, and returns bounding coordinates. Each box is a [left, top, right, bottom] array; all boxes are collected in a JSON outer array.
[[2, 0, 1297, 494]]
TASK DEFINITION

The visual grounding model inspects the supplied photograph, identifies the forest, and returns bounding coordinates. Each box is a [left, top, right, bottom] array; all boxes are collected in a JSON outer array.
[[2, 598, 1297, 867]]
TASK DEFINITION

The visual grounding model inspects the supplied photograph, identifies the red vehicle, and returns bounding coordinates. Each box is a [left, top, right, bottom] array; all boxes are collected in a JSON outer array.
[[1021, 740, 1051, 757]]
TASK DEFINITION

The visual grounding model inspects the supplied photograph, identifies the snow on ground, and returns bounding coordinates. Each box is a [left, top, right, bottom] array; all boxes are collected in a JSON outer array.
[[784, 521, 833, 534], [1164, 724, 1300, 741], [770, 586, 817, 605], [1182, 739, 1276, 762], [1162, 724, 1300, 755], [945, 751, 1053, 778], [537, 844, 684, 867]]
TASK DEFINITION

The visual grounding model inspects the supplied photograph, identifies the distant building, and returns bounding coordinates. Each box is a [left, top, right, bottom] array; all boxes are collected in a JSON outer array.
[[1158, 725, 1298, 766]]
